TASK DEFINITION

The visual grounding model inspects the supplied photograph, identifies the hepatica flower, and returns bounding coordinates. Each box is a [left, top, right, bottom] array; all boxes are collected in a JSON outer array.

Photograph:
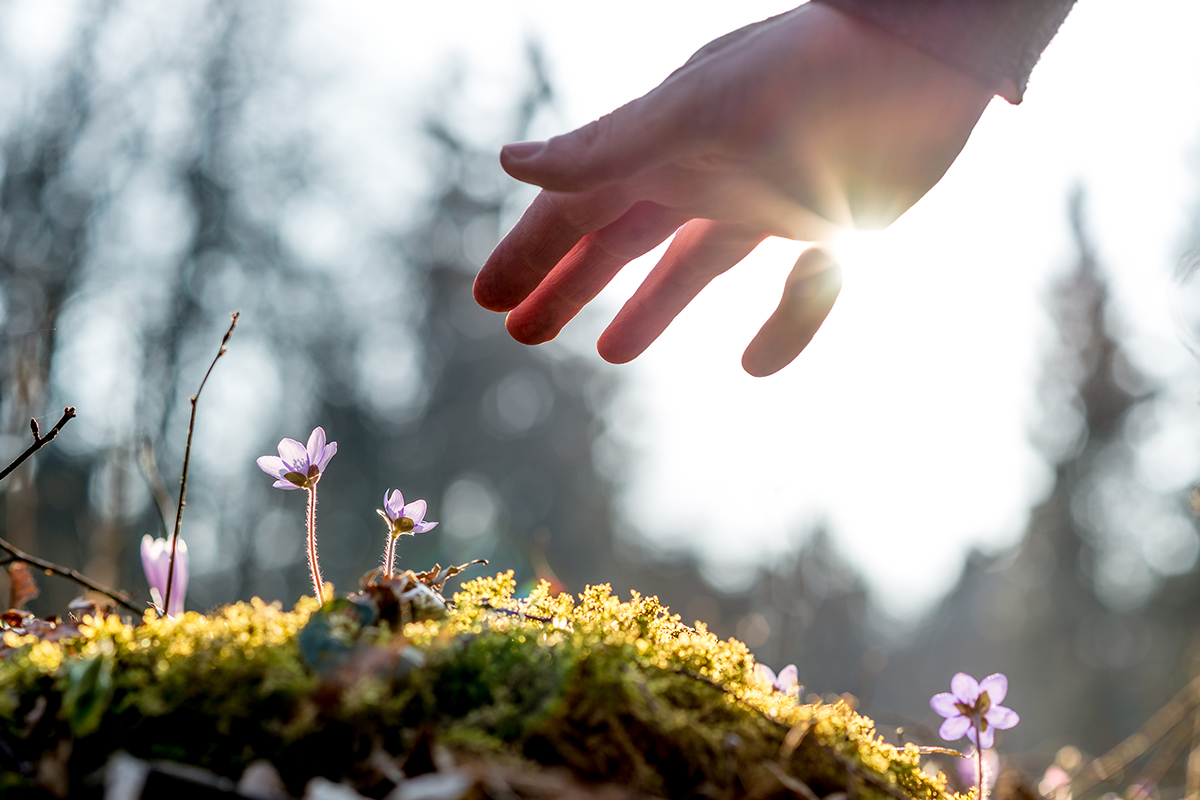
[[258, 427, 337, 604], [756, 663, 801, 698], [931, 672, 1019, 750], [141, 534, 188, 617], [932, 672, 1019, 800], [256, 427, 337, 490], [377, 489, 438, 577]]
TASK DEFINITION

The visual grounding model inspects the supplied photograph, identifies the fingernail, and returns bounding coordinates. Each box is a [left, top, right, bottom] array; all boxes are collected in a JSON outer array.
[[502, 141, 546, 161]]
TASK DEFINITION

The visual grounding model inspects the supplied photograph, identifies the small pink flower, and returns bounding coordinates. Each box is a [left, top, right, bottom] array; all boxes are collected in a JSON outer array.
[[141, 535, 188, 616], [256, 426, 337, 604], [930, 672, 1019, 750], [256, 427, 337, 490], [378, 489, 438, 537], [756, 663, 801, 698], [377, 490, 438, 578]]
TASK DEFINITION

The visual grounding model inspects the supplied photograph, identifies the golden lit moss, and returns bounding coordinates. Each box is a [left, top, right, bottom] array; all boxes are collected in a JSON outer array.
[[0, 577, 959, 800]]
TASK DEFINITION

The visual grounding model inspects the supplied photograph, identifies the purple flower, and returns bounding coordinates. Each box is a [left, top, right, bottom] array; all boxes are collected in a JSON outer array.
[[141, 534, 188, 617], [931, 672, 1019, 750], [256, 426, 337, 605], [256, 427, 337, 490], [756, 663, 801, 698], [377, 490, 437, 578], [377, 490, 438, 537]]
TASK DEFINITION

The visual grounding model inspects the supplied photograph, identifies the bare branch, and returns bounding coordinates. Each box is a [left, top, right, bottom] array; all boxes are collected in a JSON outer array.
[[0, 407, 77, 485], [164, 311, 239, 614], [0, 535, 139, 614], [137, 436, 175, 538], [0, 406, 136, 612]]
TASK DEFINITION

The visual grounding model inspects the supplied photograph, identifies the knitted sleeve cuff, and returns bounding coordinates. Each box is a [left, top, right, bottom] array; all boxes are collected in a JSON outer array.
[[811, 0, 1077, 103]]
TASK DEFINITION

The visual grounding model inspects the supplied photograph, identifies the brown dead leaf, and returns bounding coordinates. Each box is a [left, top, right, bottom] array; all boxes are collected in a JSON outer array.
[[7, 561, 38, 610]]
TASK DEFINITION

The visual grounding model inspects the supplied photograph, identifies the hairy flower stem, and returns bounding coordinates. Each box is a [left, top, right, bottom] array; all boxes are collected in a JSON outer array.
[[383, 534, 397, 579], [307, 487, 325, 604], [975, 717, 985, 800]]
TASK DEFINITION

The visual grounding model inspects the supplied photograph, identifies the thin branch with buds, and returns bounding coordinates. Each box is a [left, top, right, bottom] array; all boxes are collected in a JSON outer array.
[[0, 535, 139, 614], [0, 407, 77, 484], [0, 406, 138, 613], [164, 311, 239, 615]]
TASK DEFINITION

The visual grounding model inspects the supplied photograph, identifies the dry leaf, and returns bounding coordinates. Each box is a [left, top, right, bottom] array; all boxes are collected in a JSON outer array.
[[7, 561, 39, 609]]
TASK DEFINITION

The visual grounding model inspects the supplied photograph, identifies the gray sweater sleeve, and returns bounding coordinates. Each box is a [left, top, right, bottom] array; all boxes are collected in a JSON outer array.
[[811, 0, 1077, 102]]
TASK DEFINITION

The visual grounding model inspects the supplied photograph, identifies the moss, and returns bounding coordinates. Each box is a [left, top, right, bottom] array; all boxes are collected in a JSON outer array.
[[0, 575, 957, 800]]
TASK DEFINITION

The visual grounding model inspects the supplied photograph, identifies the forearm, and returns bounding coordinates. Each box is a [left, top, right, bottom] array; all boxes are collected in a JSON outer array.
[[811, 0, 1077, 102]]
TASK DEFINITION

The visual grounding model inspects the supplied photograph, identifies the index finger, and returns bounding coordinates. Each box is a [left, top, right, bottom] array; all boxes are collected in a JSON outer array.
[[474, 184, 633, 312]]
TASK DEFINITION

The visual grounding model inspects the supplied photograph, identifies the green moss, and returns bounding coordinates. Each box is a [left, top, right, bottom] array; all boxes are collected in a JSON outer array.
[[0, 575, 957, 800]]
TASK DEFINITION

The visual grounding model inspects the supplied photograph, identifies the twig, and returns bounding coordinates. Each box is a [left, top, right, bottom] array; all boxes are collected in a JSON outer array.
[[137, 435, 175, 538], [0, 535, 139, 614], [0, 407, 135, 611], [917, 746, 969, 758], [1073, 674, 1200, 796], [164, 311, 239, 615], [0, 407, 76, 485]]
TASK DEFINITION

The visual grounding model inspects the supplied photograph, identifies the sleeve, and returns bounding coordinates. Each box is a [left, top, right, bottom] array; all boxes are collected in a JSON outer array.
[[810, 0, 1078, 103]]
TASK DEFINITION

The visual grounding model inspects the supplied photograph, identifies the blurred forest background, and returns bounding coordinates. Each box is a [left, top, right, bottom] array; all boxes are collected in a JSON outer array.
[[2, 2, 1200, 796]]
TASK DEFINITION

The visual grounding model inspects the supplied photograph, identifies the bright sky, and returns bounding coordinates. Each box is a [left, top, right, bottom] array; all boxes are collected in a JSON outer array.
[[301, 0, 1200, 616]]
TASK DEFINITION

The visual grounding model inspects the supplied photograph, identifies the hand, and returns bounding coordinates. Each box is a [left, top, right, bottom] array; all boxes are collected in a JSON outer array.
[[474, 3, 998, 376]]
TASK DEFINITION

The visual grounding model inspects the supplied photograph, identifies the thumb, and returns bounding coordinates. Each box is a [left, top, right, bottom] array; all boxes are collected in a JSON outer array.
[[501, 89, 693, 193], [741, 247, 841, 377]]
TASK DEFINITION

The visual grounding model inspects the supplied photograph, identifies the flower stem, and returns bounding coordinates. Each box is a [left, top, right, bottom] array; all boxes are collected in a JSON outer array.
[[307, 486, 325, 604], [976, 730, 985, 800], [383, 534, 396, 578]]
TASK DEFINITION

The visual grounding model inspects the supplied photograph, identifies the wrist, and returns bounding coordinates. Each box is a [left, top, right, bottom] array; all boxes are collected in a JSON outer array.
[[810, 0, 1076, 103]]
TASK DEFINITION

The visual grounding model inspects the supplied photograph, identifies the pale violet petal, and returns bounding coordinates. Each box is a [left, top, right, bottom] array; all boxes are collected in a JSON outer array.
[[986, 705, 1020, 730], [979, 673, 1008, 705], [939, 715, 971, 742], [277, 438, 309, 472], [306, 427, 326, 466], [755, 664, 777, 686], [386, 490, 405, 519], [951, 672, 980, 704], [257, 455, 288, 478], [777, 665, 799, 692], [273, 479, 301, 490], [976, 727, 995, 750], [930, 692, 960, 718], [406, 499, 428, 525], [412, 520, 438, 534], [315, 441, 337, 472], [141, 535, 167, 595]]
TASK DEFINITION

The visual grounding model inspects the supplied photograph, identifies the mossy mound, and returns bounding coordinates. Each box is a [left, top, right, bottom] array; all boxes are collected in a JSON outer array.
[[0, 573, 957, 799]]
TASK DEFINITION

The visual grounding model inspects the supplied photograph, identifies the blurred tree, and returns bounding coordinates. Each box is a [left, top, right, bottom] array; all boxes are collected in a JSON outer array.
[[871, 190, 1200, 759], [0, 2, 626, 613], [0, 2, 111, 609]]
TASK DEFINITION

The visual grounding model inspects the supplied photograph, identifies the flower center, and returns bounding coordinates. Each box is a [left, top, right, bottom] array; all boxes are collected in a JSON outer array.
[[954, 690, 991, 730]]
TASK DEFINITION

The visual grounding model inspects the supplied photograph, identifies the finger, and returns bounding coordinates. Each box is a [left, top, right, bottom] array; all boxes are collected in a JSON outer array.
[[505, 202, 688, 345], [597, 220, 766, 364], [741, 247, 841, 377], [500, 87, 696, 193], [474, 185, 633, 312]]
